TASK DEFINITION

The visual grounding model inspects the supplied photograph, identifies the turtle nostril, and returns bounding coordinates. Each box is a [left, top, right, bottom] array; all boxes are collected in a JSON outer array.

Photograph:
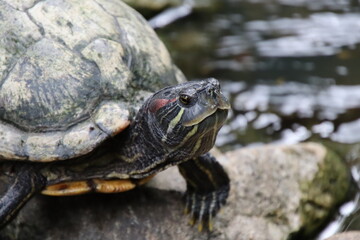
[[208, 78, 219, 88]]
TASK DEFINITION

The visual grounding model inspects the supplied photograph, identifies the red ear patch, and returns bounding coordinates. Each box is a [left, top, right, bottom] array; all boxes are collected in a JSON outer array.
[[149, 98, 176, 113]]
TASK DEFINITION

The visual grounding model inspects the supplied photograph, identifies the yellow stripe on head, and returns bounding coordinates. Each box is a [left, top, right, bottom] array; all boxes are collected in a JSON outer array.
[[166, 108, 184, 135]]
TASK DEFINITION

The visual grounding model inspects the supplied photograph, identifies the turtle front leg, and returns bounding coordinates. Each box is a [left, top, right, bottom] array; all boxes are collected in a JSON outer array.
[[178, 153, 230, 231], [0, 165, 45, 229]]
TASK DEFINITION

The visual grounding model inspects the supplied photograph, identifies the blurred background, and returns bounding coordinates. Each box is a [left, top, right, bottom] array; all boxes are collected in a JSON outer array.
[[132, 0, 360, 238]]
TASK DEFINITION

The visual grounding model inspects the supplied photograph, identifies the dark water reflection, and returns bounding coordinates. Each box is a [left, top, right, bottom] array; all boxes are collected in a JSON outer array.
[[155, 0, 360, 238]]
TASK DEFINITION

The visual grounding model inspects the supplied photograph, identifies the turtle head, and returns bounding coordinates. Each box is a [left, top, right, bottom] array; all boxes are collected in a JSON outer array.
[[145, 78, 230, 157]]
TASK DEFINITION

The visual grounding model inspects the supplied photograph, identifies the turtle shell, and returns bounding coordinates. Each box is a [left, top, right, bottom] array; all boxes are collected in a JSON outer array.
[[0, 0, 185, 162]]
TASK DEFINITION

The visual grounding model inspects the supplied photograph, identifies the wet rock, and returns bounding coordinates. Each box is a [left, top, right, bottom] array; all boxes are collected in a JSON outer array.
[[221, 143, 350, 239], [0, 143, 350, 240], [325, 231, 360, 240]]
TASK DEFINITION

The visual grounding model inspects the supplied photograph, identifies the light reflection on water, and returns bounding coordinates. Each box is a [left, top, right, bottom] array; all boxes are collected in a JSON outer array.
[[216, 82, 360, 149], [156, 0, 360, 238], [246, 13, 360, 57]]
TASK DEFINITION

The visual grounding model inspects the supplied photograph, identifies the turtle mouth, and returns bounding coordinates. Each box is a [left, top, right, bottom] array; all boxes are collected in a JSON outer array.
[[182, 106, 229, 127]]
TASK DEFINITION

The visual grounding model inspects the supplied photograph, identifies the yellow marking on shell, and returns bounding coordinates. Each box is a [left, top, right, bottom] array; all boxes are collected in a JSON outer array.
[[166, 108, 184, 135], [94, 177, 156, 193], [93, 179, 136, 193], [105, 172, 129, 179], [41, 181, 92, 196], [137, 174, 156, 185], [208, 220, 214, 232], [42, 175, 156, 196]]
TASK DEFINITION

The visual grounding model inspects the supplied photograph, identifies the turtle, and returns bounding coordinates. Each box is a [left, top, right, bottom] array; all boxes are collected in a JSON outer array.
[[0, 0, 230, 232], [0, 78, 230, 231]]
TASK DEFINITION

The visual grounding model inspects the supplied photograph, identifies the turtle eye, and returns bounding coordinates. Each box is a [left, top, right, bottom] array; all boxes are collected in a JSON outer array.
[[179, 94, 191, 105]]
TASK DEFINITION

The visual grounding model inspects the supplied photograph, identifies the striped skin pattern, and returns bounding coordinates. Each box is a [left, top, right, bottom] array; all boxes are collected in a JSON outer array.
[[0, 79, 230, 230], [179, 154, 230, 231]]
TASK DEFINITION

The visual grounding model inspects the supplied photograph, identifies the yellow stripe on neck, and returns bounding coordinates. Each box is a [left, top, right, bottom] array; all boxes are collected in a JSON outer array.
[[167, 108, 184, 135]]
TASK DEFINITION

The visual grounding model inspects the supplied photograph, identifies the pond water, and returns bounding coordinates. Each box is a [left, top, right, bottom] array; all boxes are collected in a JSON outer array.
[[153, 0, 360, 239]]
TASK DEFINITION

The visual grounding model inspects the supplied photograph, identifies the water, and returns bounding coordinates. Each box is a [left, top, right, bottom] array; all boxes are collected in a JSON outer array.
[[153, 0, 360, 238]]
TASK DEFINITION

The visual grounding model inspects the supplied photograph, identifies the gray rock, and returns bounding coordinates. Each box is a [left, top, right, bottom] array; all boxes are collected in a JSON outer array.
[[325, 231, 360, 240], [0, 143, 350, 240], [219, 143, 350, 239]]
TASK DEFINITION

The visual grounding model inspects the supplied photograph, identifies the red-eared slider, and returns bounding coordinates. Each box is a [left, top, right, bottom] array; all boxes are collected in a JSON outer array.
[[0, 0, 230, 231]]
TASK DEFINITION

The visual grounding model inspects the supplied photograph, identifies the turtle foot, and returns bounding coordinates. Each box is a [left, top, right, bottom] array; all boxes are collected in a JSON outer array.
[[183, 184, 229, 231]]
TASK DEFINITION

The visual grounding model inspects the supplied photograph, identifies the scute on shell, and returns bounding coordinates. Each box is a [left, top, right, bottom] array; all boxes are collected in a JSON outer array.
[[0, 0, 185, 162]]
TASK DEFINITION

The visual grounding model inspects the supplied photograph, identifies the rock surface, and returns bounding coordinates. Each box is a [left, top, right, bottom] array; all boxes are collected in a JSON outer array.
[[0, 143, 350, 240], [220, 143, 350, 240], [325, 231, 360, 240]]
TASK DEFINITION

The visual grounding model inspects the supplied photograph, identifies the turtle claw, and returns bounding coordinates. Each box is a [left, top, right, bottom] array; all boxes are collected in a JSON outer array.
[[183, 185, 229, 231], [188, 217, 195, 226], [184, 206, 190, 215], [208, 220, 214, 232], [189, 218, 211, 232], [197, 222, 204, 232]]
